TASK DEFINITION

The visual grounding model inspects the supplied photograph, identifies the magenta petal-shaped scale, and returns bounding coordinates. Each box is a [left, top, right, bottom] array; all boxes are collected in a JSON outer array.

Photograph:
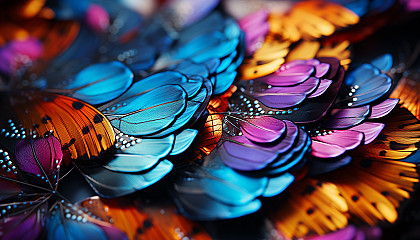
[[306, 225, 358, 240], [239, 116, 286, 143], [238, 9, 269, 30], [255, 92, 307, 108], [260, 65, 314, 86], [224, 136, 279, 162], [220, 136, 279, 170], [280, 59, 320, 69], [261, 77, 319, 94], [321, 105, 370, 129], [220, 121, 301, 171], [219, 144, 269, 170], [311, 140, 347, 158], [369, 98, 399, 119], [311, 130, 364, 150], [314, 63, 330, 78], [245, 25, 269, 53], [349, 122, 385, 144], [238, 9, 269, 54], [308, 79, 332, 98]]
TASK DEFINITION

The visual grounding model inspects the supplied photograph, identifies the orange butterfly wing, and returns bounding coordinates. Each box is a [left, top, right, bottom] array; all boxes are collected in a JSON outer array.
[[269, 178, 348, 238], [355, 106, 420, 160], [390, 76, 420, 120], [5, 90, 115, 162], [270, 157, 418, 239], [78, 197, 212, 240], [324, 158, 418, 225]]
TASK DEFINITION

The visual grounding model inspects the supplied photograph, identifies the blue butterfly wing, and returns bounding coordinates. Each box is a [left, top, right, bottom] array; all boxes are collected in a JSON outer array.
[[104, 85, 187, 136], [47, 203, 127, 240], [173, 188, 261, 220], [168, 60, 211, 78], [170, 129, 199, 155], [370, 53, 393, 72], [62, 61, 133, 105], [120, 135, 175, 159], [103, 154, 160, 172], [81, 160, 173, 198], [151, 80, 211, 138], [171, 148, 278, 220], [339, 55, 393, 108], [214, 70, 237, 94], [262, 173, 295, 197]]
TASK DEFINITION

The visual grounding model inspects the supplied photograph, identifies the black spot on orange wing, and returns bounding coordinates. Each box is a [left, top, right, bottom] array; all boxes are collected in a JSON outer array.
[[72, 101, 85, 110], [82, 126, 90, 134], [62, 138, 76, 150], [93, 114, 104, 123], [143, 219, 153, 229], [41, 115, 51, 124], [389, 141, 410, 151], [306, 208, 314, 215], [302, 185, 316, 195], [382, 191, 389, 196], [351, 195, 359, 202]]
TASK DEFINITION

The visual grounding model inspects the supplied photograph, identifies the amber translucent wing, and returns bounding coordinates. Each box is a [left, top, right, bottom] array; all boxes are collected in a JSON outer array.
[[269, 0, 359, 42], [5, 91, 115, 162], [270, 157, 418, 239], [390, 76, 420, 120], [355, 106, 420, 160], [269, 178, 348, 239], [239, 41, 289, 80], [323, 158, 418, 225], [207, 85, 236, 115], [194, 114, 223, 157], [287, 40, 352, 69], [78, 197, 212, 240], [193, 86, 236, 157]]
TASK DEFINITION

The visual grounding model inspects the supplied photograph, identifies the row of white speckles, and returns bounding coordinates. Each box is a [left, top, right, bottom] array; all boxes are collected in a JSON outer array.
[[115, 132, 141, 149], [235, 95, 298, 115], [1, 119, 26, 139], [347, 85, 359, 107], [307, 129, 334, 137], [0, 149, 17, 175]]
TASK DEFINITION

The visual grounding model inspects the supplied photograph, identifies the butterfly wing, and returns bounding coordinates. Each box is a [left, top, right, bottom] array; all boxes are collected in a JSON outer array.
[[390, 75, 420, 120], [1, 91, 115, 162], [46, 200, 127, 240], [0, 201, 48, 240], [77, 196, 212, 240], [354, 106, 420, 161], [269, 178, 349, 238]]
